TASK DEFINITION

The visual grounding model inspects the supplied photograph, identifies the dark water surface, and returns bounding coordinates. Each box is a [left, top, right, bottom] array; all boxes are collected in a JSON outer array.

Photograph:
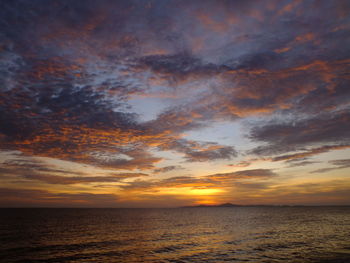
[[0, 207, 349, 262]]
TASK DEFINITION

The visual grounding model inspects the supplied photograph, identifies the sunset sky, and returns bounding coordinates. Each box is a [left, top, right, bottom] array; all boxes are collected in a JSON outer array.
[[1, 0, 350, 207]]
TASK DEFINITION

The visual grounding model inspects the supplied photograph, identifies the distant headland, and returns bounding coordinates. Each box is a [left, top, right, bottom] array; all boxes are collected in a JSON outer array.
[[180, 203, 311, 208]]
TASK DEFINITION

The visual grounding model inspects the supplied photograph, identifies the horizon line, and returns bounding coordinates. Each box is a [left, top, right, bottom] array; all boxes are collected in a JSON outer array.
[[1, 205, 350, 209]]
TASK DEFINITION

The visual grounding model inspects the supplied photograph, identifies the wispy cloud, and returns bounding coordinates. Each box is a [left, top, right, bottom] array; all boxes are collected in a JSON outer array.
[[310, 159, 350, 174], [122, 169, 277, 191]]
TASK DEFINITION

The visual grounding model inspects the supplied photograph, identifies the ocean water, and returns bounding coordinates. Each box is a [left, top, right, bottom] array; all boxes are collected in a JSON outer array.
[[0, 207, 349, 262]]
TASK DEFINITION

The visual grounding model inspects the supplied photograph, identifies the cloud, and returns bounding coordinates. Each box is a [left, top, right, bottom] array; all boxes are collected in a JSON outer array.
[[331, 159, 350, 167], [2, 0, 349, 166], [0, 81, 150, 166], [90, 148, 163, 170], [310, 158, 350, 174], [122, 168, 276, 191], [121, 176, 215, 191], [227, 179, 350, 206], [0, 157, 84, 177], [138, 52, 227, 80], [228, 161, 252, 168], [206, 169, 276, 181], [0, 156, 149, 185], [286, 160, 320, 168], [249, 110, 350, 157], [0, 0, 350, 206], [271, 145, 350, 162], [158, 139, 237, 162], [153, 165, 182, 174], [0, 188, 119, 207], [23, 173, 147, 185]]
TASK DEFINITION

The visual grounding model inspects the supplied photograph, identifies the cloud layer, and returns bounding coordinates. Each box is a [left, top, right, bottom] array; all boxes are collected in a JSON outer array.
[[1, 0, 349, 206]]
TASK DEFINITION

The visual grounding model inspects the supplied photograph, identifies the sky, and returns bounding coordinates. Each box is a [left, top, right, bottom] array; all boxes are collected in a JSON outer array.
[[0, 0, 350, 207]]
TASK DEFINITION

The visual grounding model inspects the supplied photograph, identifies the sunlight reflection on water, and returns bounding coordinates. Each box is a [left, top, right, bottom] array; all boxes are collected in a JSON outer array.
[[0, 207, 350, 262]]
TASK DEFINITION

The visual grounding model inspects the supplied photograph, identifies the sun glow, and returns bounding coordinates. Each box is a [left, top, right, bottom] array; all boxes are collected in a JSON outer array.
[[158, 187, 225, 196]]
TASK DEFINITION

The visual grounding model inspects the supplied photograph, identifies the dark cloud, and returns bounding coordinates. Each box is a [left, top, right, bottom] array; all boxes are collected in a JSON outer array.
[[2, 156, 87, 174], [270, 145, 350, 162], [0, 0, 349, 206], [0, 158, 84, 177], [0, 0, 162, 170], [0, 77, 149, 167], [310, 158, 350, 174], [331, 159, 350, 167], [2, 0, 349, 164], [228, 161, 252, 168], [158, 139, 237, 162], [0, 156, 149, 184], [153, 165, 182, 174], [138, 52, 228, 81], [249, 111, 350, 157], [286, 160, 320, 168]]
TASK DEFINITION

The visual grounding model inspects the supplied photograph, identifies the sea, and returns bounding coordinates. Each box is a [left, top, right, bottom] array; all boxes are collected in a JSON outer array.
[[0, 207, 349, 262]]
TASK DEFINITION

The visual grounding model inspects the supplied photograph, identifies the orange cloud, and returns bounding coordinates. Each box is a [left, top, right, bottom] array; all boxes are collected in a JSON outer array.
[[195, 12, 233, 33], [277, 0, 302, 16]]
